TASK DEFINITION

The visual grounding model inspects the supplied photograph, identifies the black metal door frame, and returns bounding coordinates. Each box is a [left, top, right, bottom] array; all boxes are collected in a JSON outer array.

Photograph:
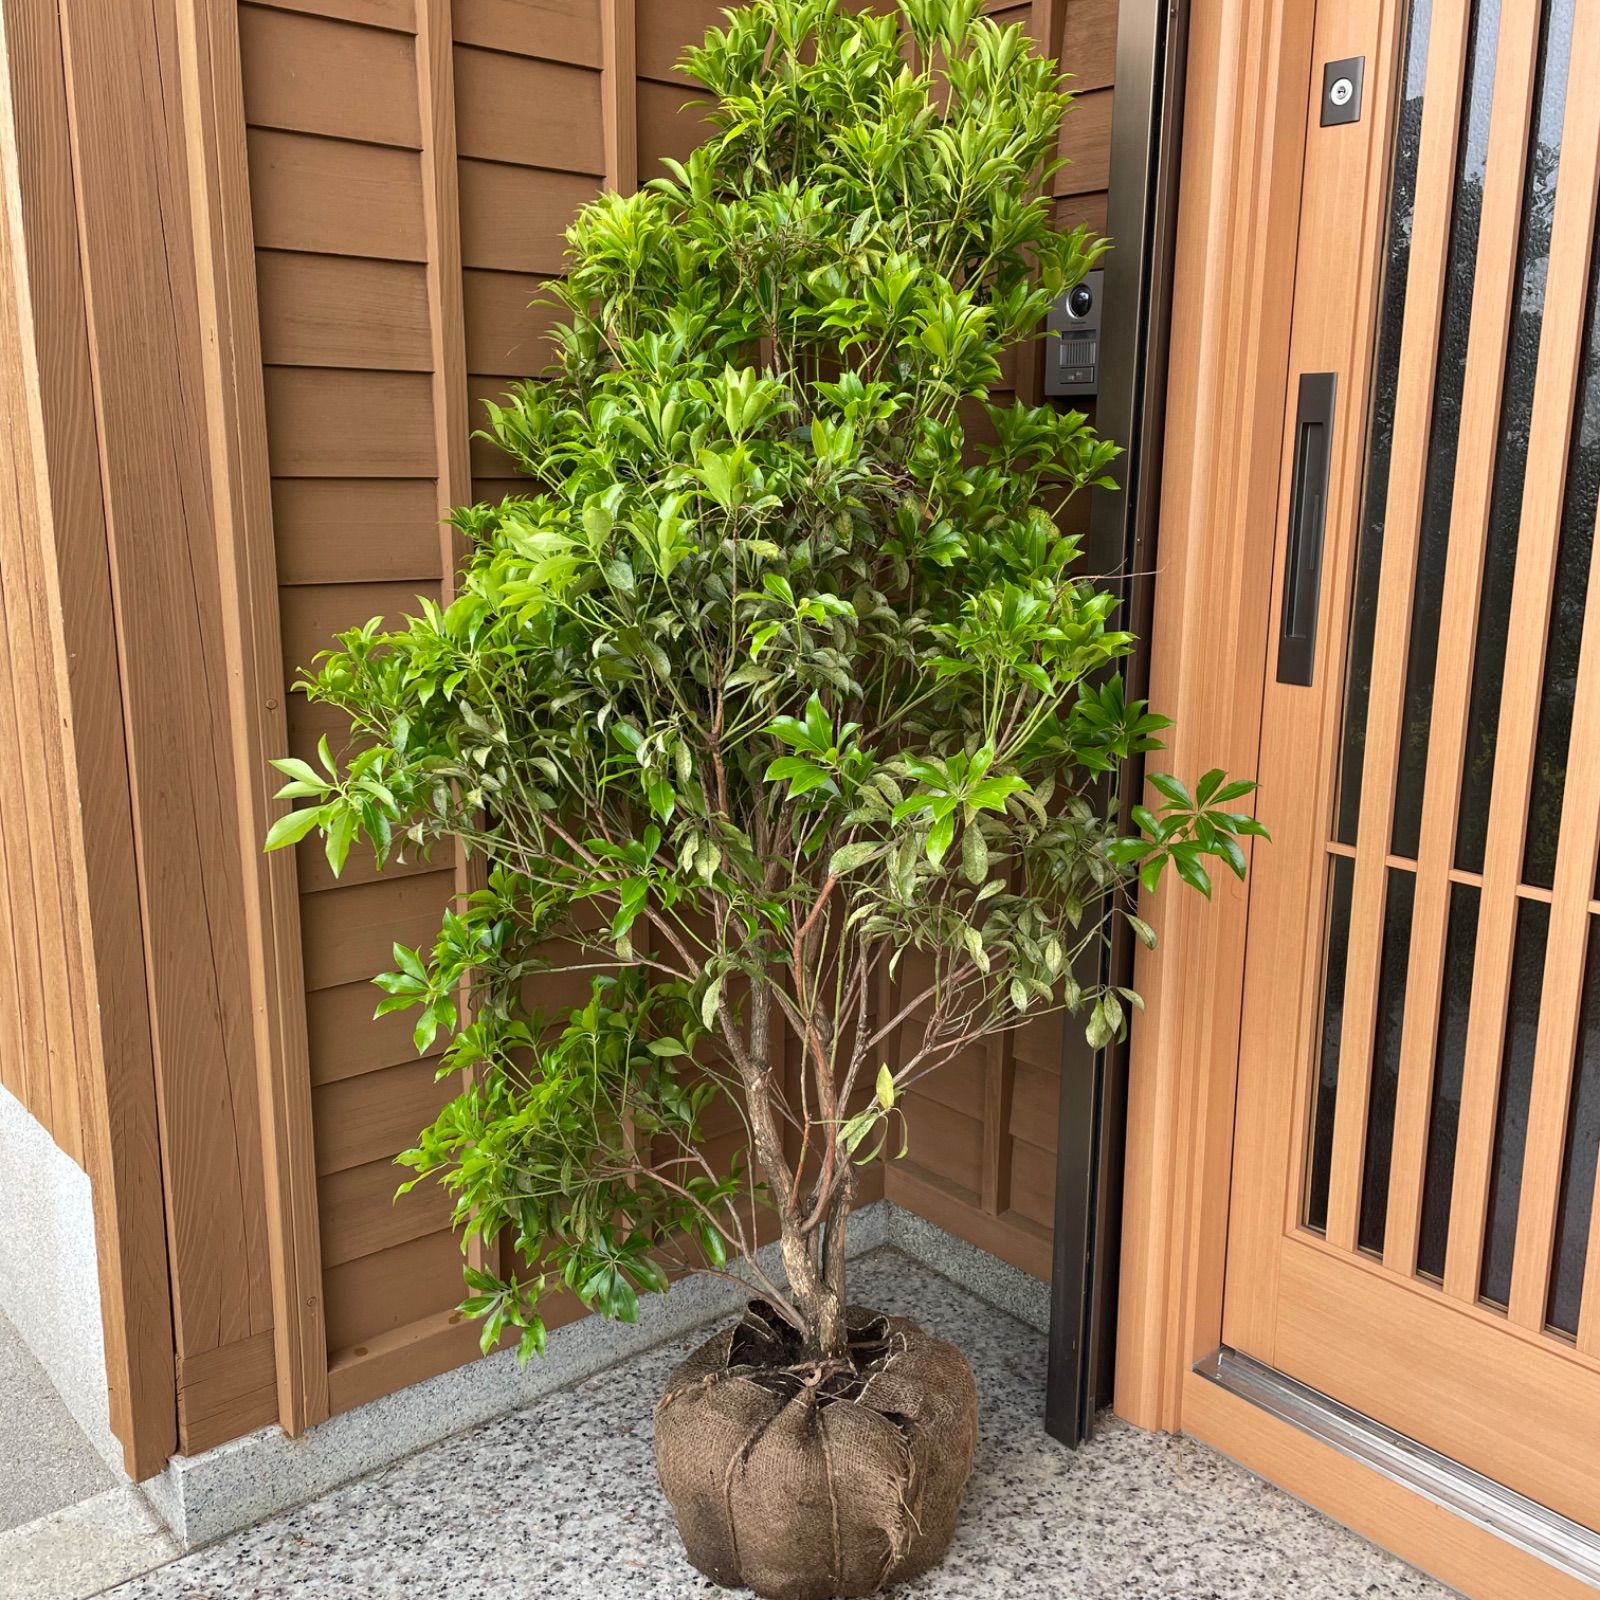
[[1046, 0, 1190, 1449]]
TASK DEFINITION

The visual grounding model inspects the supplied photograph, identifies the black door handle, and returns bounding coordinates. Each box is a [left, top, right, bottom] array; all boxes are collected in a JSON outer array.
[[1277, 372, 1336, 686]]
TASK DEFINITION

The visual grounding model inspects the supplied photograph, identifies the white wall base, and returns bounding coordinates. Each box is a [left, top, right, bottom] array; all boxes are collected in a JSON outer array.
[[0, 1085, 124, 1479], [147, 1199, 1049, 1549]]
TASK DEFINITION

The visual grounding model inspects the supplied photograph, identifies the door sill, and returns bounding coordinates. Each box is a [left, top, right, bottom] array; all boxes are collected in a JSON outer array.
[[1194, 1348, 1600, 1589]]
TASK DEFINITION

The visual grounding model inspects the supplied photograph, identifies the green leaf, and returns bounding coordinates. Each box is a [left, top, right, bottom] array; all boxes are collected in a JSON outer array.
[[264, 806, 323, 853], [828, 841, 880, 876], [700, 975, 724, 1030], [960, 824, 988, 884], [875, 1063, 895, 1110]]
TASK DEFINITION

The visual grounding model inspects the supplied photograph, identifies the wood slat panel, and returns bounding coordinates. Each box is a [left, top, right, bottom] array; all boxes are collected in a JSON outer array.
[[307, 977, 444, 1086], [463, 268, 561, 376], [450, 0, 601, 65], [452, 45, 603, 173], [601, 0, 637, 195], [1327, 4, 1471, 1253], [468, 374, 518, 473], [322, 1225, 465, 1349], [1009, 1059, 1060, 1146], [264, 368, 436, 477], [272, 478, 443, 585], [1054, 190, 1108, 238], [280, 579, 438, 678], [900, 1091, 984, 1196], [980, 1032, 1015, 1215], [299, 868, 455, 992], [296, 829, 443, 894], [279, 580, 441, 678], [885, 1161, 1052, 1280], [313, 1055, 454, 1174], [256, 252, 432, 371], [1060, 0, 1117, 93], [1054, 87, 1112, 196], [175, 1329, 278, 1455], [0, 575, 58, 1134], [637, 77, 711, 173], [248, 127, 426, 260], [319, 1155, 454, 1266], [1448, 14, 1600, 1301], [251, 0, 417, 31], [456, 157, 595, 273], [0, 0, 178, 1471], [635, 0, 722, 82], [1008, 1136, 1056, 1230], [240, 3, 422, 147], [906, 1052, 985, 1121], [1384, 0, 1543, 1279], [194, 0, 337, 1433], [473, 475, 526, 505]]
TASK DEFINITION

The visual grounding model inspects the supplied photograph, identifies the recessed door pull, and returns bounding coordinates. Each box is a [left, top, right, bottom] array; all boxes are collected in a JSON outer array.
[[1277, 372, 1337, 686]]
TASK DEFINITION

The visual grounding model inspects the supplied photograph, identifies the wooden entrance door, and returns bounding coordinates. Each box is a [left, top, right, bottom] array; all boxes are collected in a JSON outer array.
[[1225, 0, 1600, 1530]]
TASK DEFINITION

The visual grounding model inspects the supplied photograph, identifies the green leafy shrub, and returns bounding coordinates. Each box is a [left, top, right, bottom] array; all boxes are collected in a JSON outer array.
[[268, 0, 1263, 1361]]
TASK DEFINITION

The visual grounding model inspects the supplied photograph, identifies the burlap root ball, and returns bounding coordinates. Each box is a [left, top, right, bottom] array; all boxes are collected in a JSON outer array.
[[654, 1301, 979, 1600]]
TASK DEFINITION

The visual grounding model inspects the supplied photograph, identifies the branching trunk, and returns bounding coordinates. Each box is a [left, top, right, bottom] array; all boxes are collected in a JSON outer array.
[[725, 978, 850, 1359]]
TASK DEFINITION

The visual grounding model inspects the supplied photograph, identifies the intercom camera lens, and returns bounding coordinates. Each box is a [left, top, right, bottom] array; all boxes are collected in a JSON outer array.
[[1067, 284, 1094, 318]]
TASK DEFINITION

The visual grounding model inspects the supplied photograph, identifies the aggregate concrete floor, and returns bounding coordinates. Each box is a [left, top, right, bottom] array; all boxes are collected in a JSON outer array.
[[95, 1251, 1456, 1600]]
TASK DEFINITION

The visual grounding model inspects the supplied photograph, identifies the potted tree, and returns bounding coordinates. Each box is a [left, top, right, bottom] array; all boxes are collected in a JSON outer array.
[[267, 2, 1262, 1594]]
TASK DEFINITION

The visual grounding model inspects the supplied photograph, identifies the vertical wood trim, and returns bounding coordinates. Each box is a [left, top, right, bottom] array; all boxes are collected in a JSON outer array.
[[980, 1030, 1015, 1215], [1445, 34, 1600, 1303], [1383, 0, 1541, 1278], [1324, 1, 1471, 1254], [176, 0, 329, 1432], [602, 0, 638, 196], [0, 0, 177, 1477], [417, 0, 470, 521], [1506, 13, 1600, 1335], [415, 0, 486, 1282], [1113, 0, 1314, 1429]]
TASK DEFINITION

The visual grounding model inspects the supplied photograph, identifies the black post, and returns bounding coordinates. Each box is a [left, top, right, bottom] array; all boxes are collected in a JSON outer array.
[[1045, 0, 1189, 1449]]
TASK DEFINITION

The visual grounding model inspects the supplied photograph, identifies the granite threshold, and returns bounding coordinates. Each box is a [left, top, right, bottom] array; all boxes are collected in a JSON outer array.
[[144, 1199, 1047, 1550]]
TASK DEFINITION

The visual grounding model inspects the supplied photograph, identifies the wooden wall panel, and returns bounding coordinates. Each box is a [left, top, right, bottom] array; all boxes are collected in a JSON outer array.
[[248, 129, 427, 260]]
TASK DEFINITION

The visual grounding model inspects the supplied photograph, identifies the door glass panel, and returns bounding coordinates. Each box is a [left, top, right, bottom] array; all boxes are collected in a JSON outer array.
[[1457, 0, 1573, 872], [1416, 881, 1481, 1279], [1305, 854, 1356, 1234], [1480, 899, 1550, 1307], [1358, 869, 1417, 1254], [1548, 915, 1600, 1335]]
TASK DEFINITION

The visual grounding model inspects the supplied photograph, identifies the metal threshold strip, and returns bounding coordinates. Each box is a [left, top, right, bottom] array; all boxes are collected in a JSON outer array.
[[1195, 1348, 1600, 1589]]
